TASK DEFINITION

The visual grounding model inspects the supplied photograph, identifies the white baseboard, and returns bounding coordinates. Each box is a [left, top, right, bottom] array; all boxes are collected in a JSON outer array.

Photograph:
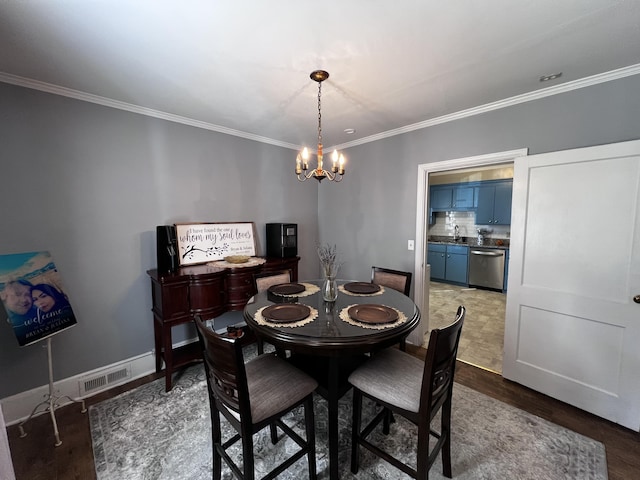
[[0, 338, 198, 426]]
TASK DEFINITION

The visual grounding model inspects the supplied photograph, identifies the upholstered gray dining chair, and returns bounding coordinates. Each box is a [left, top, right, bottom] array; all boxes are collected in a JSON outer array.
[[349, 306, 465, 480], [195, 315, 318, 480], [371, 266, 412, 296]]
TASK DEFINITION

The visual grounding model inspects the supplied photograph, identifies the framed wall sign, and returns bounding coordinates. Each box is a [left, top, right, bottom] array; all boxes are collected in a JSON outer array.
[[175, 222, 256, 266]]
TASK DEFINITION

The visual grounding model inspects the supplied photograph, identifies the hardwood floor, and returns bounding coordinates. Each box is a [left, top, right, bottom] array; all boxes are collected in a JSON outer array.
[[6, 371, 164, 480], [7, 356, 640, 480]]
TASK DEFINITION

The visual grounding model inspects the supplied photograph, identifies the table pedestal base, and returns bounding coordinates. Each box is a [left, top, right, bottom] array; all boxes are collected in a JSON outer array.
[[289, 354, 367, 479]]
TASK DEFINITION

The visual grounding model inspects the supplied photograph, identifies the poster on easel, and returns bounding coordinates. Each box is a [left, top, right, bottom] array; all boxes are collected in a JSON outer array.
[[0, 251, 77, 347]]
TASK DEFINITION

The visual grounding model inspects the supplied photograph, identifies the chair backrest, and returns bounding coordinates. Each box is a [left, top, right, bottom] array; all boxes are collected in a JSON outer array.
[[420, 306, 465, 417], [195, 315, 251, 420], [253, 269, 292, 293], [371, 266, 412, 296]]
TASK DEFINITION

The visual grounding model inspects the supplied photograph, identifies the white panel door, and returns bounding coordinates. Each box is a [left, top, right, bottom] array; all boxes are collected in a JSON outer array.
[[503, 139, 640, 430]]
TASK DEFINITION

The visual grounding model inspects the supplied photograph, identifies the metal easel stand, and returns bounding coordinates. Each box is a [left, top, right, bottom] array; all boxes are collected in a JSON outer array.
[[18, 336, 87, 447]]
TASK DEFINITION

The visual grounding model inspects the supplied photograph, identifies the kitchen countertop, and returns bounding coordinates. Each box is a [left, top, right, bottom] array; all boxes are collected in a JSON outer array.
[[428, 236, 510, 249]]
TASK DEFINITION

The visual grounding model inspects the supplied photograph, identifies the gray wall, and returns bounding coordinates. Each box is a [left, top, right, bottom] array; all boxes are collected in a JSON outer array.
[[0, 83, 319, 398], [319, 74, 640, 291], [1, 73, 639, 399]]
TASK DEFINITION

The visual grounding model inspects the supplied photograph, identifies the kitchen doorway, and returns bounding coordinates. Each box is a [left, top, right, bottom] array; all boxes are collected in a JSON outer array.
[[412, 149, 528, 375], [427, 282, 506, 373]]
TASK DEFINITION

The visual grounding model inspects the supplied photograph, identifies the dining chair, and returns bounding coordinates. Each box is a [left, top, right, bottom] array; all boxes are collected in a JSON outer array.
[[348, 306, 465, 479], [371, 266, 412, 296], [252, 269, 293, 354], [194, 315, 318, 480], [253, 269, 293, 294], [371, 266, 413, 351]]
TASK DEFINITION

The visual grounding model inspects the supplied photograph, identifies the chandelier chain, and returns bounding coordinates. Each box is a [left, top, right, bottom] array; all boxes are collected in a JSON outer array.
[[317, 81, 322, 146]]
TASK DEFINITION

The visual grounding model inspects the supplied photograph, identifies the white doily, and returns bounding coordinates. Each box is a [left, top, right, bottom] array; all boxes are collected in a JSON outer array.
[[339, 304, 407, 330], [255, 305, 319, 328]]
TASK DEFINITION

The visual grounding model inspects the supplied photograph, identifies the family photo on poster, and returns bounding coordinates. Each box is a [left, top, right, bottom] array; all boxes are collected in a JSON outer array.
[[0, 251, 77, 346]]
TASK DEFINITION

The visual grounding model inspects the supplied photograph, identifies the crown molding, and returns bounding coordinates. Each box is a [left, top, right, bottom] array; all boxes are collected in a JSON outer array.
[[2, 63, 639, 152], [0, 72, 299, 151], [331, 63, 640, 151]]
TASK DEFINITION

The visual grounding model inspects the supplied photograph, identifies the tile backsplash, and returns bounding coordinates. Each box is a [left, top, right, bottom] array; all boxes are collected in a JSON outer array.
[[429, 211, 510, 240]]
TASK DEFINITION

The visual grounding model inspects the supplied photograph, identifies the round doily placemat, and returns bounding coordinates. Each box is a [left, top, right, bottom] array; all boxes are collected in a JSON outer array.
[[255, 305, 318, 328]]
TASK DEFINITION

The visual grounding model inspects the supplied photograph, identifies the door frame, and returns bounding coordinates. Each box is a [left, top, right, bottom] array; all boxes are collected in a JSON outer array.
[[413, 148, 528, 334]]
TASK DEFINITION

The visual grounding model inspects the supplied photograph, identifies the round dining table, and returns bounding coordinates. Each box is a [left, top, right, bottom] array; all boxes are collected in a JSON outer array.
[[243, 279, 420, 480]]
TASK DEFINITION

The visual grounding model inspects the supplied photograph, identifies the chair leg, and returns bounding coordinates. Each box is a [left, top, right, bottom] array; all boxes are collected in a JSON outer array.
[[304, 395, 317, 480], [257, 338, 264, 355], [269, 422, 278, 444], [242, 430, 255, 480], [416, 432, 429, 480], [441, 397, 453, 478], [383, 408, 392, 435], [351, 388, 363, 474], [211, 409, 222, 480]]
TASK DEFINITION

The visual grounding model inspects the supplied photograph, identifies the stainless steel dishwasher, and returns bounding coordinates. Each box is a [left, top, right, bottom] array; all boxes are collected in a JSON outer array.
[[468, 247, 505, 291]]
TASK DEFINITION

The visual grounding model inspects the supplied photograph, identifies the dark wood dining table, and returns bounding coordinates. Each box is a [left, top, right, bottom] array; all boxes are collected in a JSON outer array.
[[243, 279, 420, 480]]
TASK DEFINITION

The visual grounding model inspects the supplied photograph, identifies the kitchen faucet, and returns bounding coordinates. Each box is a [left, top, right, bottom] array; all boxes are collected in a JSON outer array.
[[453, 224, 460, 241]]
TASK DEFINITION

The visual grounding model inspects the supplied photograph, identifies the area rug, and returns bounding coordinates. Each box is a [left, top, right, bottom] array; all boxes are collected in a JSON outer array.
[[89, 361, 607, 480]]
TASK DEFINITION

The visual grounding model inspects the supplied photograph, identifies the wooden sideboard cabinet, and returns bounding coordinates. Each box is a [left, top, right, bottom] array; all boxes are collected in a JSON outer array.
[[147, 256, 299, 391]]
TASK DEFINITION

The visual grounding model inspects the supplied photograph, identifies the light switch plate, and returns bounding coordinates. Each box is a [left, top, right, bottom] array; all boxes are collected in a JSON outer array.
[[408, 240, 415, 251]]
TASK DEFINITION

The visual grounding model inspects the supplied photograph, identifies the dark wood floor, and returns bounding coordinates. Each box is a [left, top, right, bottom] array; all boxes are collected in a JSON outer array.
[[7, 351, 640, 480]]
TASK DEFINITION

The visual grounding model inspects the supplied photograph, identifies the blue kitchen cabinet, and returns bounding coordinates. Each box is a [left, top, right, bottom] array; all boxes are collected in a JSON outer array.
[[428, 243, 468, 285], [429, 185, 476, 225], [430, 186, 453, 210], [493, 182, 513, 225], [428, 186, 452, 224], [427, 244, 446, 280], [476, 180, 513, 225], [444, 245, 469, 284], [452, 186, 474, 209], [430, 184, 475, 210]]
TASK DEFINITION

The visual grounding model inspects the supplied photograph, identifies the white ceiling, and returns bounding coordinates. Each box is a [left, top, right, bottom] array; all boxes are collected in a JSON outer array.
[[2, 0, 640, 152]]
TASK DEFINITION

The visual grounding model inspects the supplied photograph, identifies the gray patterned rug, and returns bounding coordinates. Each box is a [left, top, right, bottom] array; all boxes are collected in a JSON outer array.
[[89, 360, 607, 480]]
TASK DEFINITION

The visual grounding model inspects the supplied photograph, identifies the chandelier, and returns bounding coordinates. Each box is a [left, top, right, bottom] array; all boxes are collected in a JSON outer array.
[[295, 70, 346, 182]]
